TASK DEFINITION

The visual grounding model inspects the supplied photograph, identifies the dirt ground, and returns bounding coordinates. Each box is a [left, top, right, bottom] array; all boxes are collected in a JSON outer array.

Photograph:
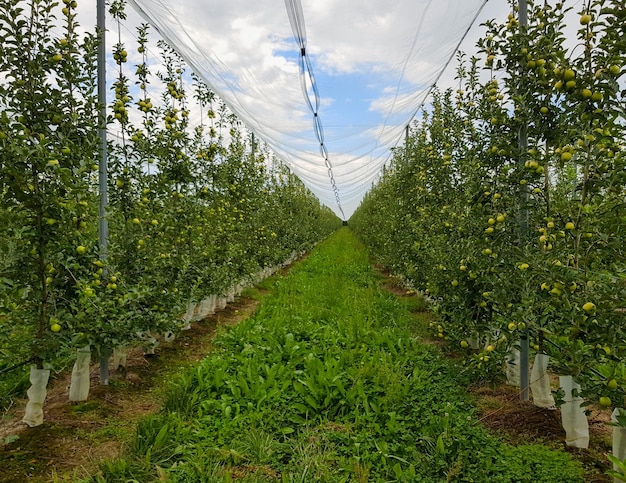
[[472, 383, 613, 482], [0, 294, 261, 483], [0, 263, 617, 482]]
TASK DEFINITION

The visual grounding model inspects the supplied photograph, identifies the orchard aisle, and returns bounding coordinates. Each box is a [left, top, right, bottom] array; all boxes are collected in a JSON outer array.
[[85, 228, 584, 482]]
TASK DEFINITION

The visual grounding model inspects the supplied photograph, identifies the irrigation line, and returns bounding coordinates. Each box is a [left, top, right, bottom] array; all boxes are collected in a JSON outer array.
[[0, 357, 35, 376], [477, 378, 547, 423]]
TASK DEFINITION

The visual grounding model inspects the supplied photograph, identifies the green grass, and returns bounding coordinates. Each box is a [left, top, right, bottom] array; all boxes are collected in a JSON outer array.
[[0, 366, 31, 413], [91, 228, 584, 482]]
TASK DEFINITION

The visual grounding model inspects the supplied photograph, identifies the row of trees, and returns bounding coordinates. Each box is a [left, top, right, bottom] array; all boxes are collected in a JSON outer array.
[[0, 0, 339, 382], [351, 0, 625, 407]]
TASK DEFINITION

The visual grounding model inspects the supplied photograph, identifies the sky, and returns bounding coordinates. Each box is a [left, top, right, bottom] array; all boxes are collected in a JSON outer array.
[[71, 0, 584, 219]]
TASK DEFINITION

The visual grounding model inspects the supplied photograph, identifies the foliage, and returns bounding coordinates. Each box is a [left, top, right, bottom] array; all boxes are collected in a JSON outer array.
[[607, 454, 626, 482], [92, 229, 584, 482], [0, 0, 339, 405], [0, 0, 100, 365], [350, 0, 625, 410]]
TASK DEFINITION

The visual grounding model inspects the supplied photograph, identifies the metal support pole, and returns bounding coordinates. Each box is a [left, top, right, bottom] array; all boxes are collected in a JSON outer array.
[[405, 125, 410, 163], [99, 348, 110, 385], [519, 0, 528, 27], [518, 0, 529, 401], [520, 329, 530, 401], [97, 0, 110, 385], [251, 132, 256, 160]]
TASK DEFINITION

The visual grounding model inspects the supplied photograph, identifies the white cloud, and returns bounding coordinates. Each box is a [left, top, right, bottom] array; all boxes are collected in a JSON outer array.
[[64, 0, 533, 218]]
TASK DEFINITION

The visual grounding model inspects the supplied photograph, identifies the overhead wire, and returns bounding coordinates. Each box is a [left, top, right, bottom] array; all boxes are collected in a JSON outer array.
[[412, 0, 491, 120], [284, 0, 346, 220], [377, 0, 491, 175], [375, 0, 434, 146]]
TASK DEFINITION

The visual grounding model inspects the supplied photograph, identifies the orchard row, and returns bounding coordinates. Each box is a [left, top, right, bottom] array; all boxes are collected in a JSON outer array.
[[0, 0, 339, 375], [351, 0, 625, 407]]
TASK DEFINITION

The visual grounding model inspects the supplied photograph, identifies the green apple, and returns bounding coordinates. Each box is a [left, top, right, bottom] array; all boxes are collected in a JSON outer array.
[[599, 396, 611, 407], [582, 302, 596, 313]]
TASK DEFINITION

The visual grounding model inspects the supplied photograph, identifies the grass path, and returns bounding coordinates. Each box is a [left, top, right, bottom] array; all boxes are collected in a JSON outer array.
[[91, 228, 584, 482]]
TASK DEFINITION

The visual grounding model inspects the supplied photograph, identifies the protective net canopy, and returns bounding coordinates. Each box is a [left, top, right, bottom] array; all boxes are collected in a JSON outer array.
[[128, 0, 488, 218]]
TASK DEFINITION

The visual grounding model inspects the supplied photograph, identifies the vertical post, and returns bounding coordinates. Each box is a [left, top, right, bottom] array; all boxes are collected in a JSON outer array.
[[518, 0, 529, 401], [97, 0, 110, 385], [99, 348, 110, 385], [251, 132, 256, 160], [520, 331, 530, 400], [405, 125, 410, 163]]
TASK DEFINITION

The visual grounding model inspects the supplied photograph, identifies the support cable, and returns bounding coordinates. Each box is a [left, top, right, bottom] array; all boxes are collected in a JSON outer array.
[[284, 0, 345, 219], [380, 0, 490, 173], [0, 357, 35, 376]]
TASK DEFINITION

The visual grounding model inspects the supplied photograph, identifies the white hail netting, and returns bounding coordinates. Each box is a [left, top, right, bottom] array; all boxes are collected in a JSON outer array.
[[128, 0, 489, 218]]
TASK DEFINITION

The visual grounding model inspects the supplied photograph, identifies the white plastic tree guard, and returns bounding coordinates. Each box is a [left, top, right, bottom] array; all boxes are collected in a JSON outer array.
[[559, 375, 589, 448], [163, 330, 176, 343], [208, 294, 218, 314], [138, 331, 159, 355], [182, 300, 195, 329], [201, 295, 217, 317], [22, 366, 50, 427], [216, 296, 228, 311], [69, 346, 91, 402], [505, 346, 521, 387], [530, 353, 555, 408], [612, 409, 626, 483], [113, 346, 127, 370]]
